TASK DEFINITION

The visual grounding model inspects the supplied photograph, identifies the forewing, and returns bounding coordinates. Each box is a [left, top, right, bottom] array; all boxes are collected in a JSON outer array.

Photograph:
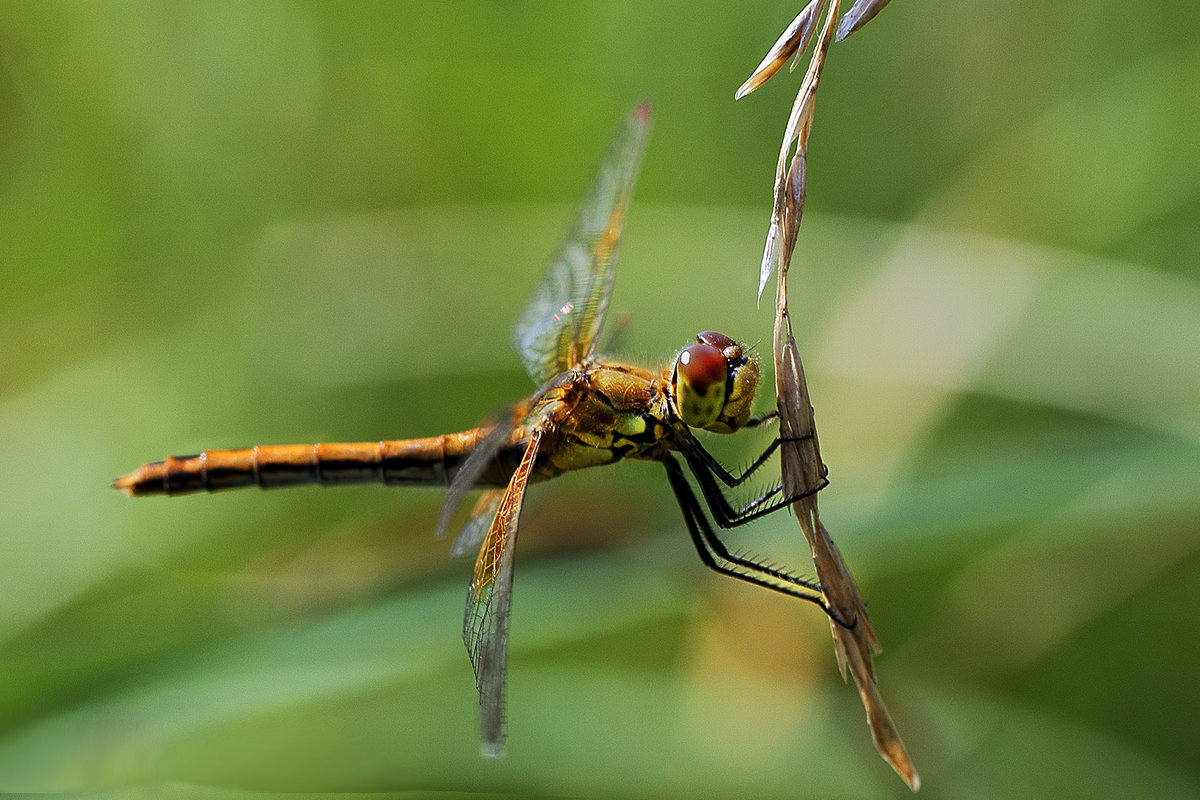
[[512, 101, 653, 383], [462, 426, 544, 755]]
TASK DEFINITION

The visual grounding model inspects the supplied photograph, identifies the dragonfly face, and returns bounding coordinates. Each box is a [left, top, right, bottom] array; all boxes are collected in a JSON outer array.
[[670, 331, 761, 434], [115, 101, 827, 757]]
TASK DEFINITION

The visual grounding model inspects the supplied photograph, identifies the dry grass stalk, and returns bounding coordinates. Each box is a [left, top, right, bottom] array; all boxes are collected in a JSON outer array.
[[738, 0, 919, 791]]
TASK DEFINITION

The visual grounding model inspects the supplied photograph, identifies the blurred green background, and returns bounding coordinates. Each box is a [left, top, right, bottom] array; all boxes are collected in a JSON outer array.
[[1, 1, 1197, 797]]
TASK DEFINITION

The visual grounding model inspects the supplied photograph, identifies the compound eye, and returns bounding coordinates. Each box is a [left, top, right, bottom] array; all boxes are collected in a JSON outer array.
[[674, 343, 729, 428], [697, 331, 736, 353]]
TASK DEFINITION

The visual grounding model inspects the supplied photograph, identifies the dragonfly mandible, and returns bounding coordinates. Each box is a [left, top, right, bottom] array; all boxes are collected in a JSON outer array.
[[114, 101, 830, 755]]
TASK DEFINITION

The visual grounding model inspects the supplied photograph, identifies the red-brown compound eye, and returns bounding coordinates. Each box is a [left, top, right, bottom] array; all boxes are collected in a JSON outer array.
[[697, 331, 736, 352], [673, 343, 729, 428], [678, 343, 726, 389]]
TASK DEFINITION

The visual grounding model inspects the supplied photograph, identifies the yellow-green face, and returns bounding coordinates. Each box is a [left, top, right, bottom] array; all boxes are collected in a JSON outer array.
[[671, 331, 760, 433]]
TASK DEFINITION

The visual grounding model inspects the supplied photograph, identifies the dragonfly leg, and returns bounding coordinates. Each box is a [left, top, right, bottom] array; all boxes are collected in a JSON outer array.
[[730, 481, 786, 517], [720, 473, 827, 527], [679, 438, 828, 529], [742, 410, 778, 428], [660, 453, 835, 614], [682, 425, 816, 488]]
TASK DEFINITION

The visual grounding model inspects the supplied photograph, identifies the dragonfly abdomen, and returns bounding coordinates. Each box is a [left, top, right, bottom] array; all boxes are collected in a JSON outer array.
[[113, 432, 495, 497]]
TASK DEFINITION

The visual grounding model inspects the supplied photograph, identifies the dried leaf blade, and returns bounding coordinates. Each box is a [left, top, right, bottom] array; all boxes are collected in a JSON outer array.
[[835, 0, 893, 42], [735, 0, 822, 99], [757, 0, 838, 299]]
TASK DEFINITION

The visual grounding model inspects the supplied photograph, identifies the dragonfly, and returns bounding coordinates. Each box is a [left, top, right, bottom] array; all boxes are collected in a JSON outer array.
[[113, 101, 830, 755]]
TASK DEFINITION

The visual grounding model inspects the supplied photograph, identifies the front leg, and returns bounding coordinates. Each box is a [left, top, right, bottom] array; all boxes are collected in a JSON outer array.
[[678, 436, 828, 528]]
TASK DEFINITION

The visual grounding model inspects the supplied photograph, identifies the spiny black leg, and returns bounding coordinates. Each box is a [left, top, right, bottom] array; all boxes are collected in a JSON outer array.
[[661, 453, 828, 608], [743, 410, 778, 428], [734, 482, 786, 516], [684, 430, 782, 486], [680, 441, 828, 529], [666, 454, 856, 632], [681, 425, 816, 488]]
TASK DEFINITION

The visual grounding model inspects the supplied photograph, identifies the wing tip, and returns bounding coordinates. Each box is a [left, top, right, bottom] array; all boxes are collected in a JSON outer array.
[[633, 98, 654, 123]]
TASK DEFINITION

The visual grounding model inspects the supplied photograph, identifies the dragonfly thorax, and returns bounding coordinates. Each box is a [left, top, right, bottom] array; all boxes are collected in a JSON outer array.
[[670, 331, 760, 434]]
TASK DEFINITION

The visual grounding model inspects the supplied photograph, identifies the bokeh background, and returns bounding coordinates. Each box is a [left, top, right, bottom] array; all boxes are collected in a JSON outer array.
[[1, 1, 1197, 797]]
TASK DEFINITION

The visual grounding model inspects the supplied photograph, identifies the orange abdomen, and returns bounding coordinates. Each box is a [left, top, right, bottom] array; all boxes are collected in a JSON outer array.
[[113, 431, 505, 497]]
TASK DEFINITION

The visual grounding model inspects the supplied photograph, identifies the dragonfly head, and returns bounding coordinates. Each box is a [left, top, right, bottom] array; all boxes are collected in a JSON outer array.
[[671, 331, 760, 433]]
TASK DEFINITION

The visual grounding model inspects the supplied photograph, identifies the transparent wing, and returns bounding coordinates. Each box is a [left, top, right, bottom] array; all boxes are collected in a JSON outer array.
[[462, 425, 544, 755], [450, 489, 503, 560], [436, 371, 570, 542], [434, 409, 521, 542], [512, 101, 653, 383]]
